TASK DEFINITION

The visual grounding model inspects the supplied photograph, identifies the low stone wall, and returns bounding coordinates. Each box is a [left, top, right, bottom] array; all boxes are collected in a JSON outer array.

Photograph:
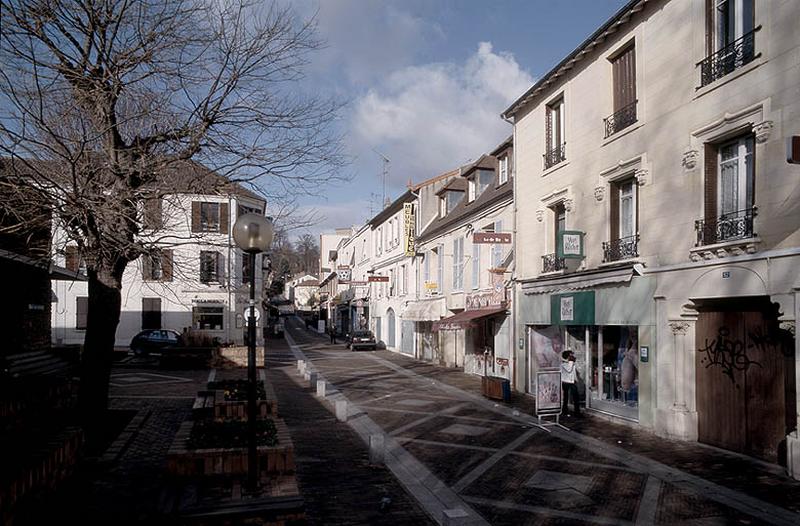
[[166, 418, 294, 478], [213, 399, 277, 420]]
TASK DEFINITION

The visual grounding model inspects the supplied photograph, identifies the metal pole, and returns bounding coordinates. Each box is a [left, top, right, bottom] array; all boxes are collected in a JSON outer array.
[[247, 251, 258, 490]]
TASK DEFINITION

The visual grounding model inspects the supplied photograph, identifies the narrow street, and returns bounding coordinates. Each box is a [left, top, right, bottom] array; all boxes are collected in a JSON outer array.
[[284, 317, 800, 526]]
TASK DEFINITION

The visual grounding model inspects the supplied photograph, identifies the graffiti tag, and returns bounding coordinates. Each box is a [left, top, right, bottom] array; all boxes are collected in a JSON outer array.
[[698, 327, 762, 386]]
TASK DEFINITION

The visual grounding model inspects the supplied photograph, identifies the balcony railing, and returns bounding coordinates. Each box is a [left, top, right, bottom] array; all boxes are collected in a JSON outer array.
[[603, 101, 637, 138], [695, 208, 757, 246], [602, 234, 639, 263], [543, 142, 566, 170], [700, 30, 756, 87], [542, 253, 566, 273]]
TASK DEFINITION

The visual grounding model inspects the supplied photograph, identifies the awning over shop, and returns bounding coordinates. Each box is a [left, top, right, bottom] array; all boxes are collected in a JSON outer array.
[[433, 306, 507, 331], [521, 266, 635, 295], [403, 297, 446, 321]]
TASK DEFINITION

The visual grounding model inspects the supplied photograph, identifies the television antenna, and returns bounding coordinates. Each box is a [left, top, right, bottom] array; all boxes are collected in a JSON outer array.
[[372, 148, 390, 207]]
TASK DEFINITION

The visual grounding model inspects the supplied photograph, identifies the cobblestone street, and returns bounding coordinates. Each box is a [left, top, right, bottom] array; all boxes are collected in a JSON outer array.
[[284, 317, 800, 526]]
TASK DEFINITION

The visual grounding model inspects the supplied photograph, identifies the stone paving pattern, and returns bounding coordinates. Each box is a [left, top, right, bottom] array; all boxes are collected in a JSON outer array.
[[285, 316, 800, 526]]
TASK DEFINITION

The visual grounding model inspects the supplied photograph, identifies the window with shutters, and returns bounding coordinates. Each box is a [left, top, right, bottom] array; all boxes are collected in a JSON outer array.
[[142, 250, 173, 281], [141, 298, 162, 330], [543, 204, 567, 273], [696, 134, 756, 245], [242, 252, 253, 283], [492, 220, 504, 269], [544, 96, 566, 169], [471, 242, 481, 290], [498, 156, 509, 185], [76, 296, 88, 330], [603, 178, 640, 262], [200, 251, 221, 283], [200, 202, 220, 231], [605, 43, 637, 138], [452, 237, 464, 291], [143, 197, 163, 229], [437, 243, 444, 293], [701, 0, 756, 86]]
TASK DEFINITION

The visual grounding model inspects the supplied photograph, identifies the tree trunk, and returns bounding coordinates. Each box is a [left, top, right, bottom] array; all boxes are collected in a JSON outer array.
[[78, 264, 125, 441]]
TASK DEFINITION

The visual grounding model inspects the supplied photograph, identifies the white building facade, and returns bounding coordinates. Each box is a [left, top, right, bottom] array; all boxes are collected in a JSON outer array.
[[52, 176, 268, 347], [505, 0, 800, 476]]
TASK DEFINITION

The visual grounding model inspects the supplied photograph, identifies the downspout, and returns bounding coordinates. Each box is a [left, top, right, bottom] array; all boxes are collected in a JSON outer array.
[[227, 194, 233, 345], [503, 113, 519, 393]]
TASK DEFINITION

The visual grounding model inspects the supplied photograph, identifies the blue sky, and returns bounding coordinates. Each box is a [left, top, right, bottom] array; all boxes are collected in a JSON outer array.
[[292, 0, 629, 237]]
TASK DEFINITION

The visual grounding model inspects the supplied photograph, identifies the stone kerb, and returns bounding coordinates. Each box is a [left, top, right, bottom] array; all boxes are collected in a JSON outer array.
[[166, 418, 295, 478]]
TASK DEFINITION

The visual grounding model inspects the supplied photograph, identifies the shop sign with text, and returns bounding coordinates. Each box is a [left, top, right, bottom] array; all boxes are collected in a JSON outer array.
[[473, 232, 512, 244], [556, 230, 584, 259], [550, 291, 595, 325], [403, 203, 416, 256]]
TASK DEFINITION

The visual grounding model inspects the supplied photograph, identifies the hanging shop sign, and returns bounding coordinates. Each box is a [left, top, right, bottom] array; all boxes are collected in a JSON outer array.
[[424, 281, 439, 290], [403, 203, 416, 256], [550, 291, 595, 325], [473, 232, 512, 244], [337, 268, 352, 282], [368, 275, 389, 282], [556, 230, 585, 259]]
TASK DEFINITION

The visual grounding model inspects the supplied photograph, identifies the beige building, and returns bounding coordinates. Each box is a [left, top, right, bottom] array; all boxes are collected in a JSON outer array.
[[504, 0, 799, 476], [414, 140, 515, 377]]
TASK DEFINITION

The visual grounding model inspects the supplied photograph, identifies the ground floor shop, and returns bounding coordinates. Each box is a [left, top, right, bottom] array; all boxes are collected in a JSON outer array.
[[515, 254, 800, 478], [433, 306, 511, 379]]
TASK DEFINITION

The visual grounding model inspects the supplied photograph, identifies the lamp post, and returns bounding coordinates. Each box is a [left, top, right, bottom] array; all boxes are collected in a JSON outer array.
[[232, 213, 274, 491]]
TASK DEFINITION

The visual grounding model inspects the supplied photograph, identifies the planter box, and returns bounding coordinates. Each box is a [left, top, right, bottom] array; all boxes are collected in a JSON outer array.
[[204, 378, 278, 421], [166, 418, 294, 478], [481, 376, 510, 402]]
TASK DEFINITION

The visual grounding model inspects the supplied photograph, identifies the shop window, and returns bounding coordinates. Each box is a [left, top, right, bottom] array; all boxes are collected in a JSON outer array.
[[588, 326, 639, 408], [193, 305, 224, 330]]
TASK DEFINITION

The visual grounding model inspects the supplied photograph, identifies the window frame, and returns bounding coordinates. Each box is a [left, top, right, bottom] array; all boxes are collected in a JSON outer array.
[[199, 202, 221, 232]]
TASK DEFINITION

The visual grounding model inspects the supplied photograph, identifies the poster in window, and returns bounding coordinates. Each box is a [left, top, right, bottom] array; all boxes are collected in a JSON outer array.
[[531, 326, 563, 369]]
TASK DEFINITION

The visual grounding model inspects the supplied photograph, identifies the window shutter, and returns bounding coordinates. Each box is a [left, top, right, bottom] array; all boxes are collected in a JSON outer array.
[[65, 246, 79, 272], [162, 250, 173, 281], [76, 297, 88, 330], [191, 201, 201, 232], [704, 143, 718, 224], [612, 45, 636, 111], [545, 105, 553, 151], [609, 183, 620, 241], [216, 252, 224, 282], [142, 253, 152, 280], [705, 0, 714, 55], [219, 202, 229, 233], [144, 197, 162, 229]]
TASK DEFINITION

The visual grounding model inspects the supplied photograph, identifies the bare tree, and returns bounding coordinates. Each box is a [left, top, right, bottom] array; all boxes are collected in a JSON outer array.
[[0, 0, 344, 428], [295, 233, 320, 275]]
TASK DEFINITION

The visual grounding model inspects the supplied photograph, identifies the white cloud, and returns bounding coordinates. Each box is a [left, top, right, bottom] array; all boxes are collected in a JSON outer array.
[[350, 42, 534, 182], [294, 199, 372, 239]]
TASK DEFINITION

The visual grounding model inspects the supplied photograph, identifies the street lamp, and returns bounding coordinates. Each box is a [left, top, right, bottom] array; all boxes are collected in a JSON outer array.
[[232, 213, 274, 490]]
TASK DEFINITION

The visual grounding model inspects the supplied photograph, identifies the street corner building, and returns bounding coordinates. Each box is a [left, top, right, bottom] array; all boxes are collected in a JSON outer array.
[[50, 161, 270, 348], [503, 0, 800, 477]]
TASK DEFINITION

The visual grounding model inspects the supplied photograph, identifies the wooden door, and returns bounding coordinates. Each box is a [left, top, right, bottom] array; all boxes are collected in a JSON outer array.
[[696, 303, 793, 463]]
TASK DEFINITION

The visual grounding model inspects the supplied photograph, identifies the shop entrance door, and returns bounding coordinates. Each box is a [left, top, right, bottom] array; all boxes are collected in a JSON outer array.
[[695, 300, 795, 463]]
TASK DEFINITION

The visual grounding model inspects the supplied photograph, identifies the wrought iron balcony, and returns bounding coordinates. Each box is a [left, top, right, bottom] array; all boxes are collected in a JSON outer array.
[[700, 30, 756, 87], [695, 208, 757, 246], [543, 142, 566, 170], [541, 253, 566, 273], [602, 234, 639, 263], [603, 101, 637, 138]]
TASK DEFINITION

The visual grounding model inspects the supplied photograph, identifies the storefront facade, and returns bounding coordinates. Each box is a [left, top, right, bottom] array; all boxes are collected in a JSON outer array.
[[518, 268, 656, 424]]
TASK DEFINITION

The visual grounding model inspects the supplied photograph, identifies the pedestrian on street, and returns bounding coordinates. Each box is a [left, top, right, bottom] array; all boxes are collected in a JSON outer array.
[[329, 324, 337, 344], [561, 350, 580, 416]]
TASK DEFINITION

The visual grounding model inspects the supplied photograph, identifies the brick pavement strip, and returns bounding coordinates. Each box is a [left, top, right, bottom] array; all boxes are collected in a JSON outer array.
[[286, 317, 800, 526]]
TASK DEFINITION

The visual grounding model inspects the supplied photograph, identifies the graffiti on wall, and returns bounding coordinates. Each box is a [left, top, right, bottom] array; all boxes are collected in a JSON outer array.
[[697, 327, 763, 386]]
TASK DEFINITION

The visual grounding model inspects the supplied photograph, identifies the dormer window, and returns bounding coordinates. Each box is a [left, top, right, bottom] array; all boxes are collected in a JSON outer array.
[[498, 156, 509, 185], [439, 190, 462, 216]]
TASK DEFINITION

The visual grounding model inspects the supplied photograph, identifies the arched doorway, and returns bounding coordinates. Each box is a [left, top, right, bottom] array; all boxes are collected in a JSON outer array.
[[387, 308, 396, 348]]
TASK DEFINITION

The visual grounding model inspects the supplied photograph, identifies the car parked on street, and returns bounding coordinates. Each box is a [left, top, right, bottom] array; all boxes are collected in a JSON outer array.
[[349, 330, 376, 351], [129, 329, 182, 355]]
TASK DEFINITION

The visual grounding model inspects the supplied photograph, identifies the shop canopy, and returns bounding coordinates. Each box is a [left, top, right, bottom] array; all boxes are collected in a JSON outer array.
[[403, 297, 447, 321], [432, 306, 507, 331]]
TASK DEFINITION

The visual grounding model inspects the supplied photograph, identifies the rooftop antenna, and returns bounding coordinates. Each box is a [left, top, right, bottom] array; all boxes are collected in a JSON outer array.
[[372, 148, 390, 207]]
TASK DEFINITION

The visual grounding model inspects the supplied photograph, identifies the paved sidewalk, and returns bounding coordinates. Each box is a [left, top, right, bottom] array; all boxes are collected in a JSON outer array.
[[286, 317, 800, 526]]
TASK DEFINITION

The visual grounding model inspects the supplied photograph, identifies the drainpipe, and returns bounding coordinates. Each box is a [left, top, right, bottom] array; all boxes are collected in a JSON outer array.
[[227, 195, 233, 345], [503, 113, 519, 393]]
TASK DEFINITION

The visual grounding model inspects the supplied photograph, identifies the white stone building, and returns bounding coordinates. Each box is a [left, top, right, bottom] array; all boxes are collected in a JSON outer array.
[[504, 0, 800, 476], [51, 163, 268, 347]]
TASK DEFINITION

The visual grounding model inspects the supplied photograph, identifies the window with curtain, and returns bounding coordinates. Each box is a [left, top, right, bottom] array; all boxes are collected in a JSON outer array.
[[472, 242, 481, 289], [452, 237, 464, 291]]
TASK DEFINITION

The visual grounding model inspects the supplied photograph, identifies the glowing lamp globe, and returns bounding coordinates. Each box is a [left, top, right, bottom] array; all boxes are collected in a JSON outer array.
[[232, 213, 274, 254]]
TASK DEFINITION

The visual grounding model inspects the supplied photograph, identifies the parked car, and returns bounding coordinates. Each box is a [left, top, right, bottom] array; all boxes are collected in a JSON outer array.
[[349, 330, 376, 351], [129, 329, 182, 355]]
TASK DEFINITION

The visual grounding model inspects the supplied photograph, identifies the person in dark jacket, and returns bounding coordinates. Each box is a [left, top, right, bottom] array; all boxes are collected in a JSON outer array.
[[329, 324, 337, 344]]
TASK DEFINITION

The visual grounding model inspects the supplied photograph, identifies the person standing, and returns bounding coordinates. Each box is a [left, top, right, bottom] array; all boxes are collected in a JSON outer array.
[[561, 350, 580, 415], [329, 324, 337, 344]]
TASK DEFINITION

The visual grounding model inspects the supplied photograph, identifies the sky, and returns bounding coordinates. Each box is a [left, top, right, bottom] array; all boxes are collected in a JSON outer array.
[[288, 1, 628, 237]]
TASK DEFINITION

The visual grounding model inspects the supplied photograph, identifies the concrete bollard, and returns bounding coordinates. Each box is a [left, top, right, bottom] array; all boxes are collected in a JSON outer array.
[[442, 508, 470, 525], [308, 371, 318, 387], [297, 360, 305, 373], [335, 399, 348, 422], [316, 379, 327, 397], [369, 434, 385, 465]]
